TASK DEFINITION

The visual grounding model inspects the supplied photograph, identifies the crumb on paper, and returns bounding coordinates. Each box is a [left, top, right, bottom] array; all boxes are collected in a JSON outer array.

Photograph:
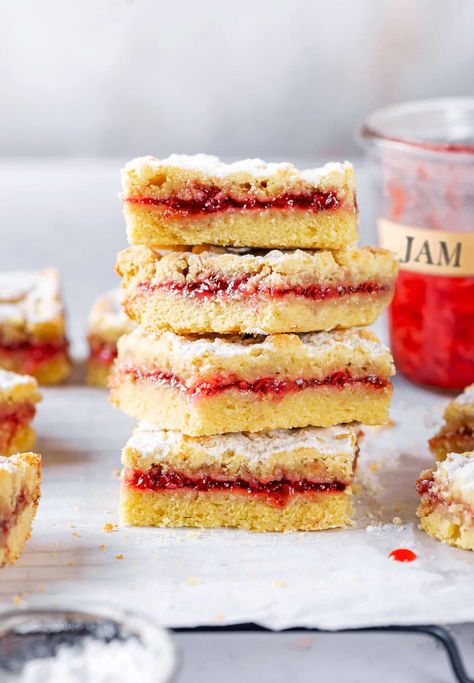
[[72, 531, 81, 538], [38, 585, 46, 593], [369, 462, 381, 472], [99, 544, 106, 552], [214, 614, 225, 622], [103, 523, 118, 533], [392, 516, 403, 526], [112, 468, 120, 478], [184, 576, 201, 586], [66, 560, 76, 567], [273, 580, 287, 588], [12, 594, 24, 606], [115, 554, 124, 560]]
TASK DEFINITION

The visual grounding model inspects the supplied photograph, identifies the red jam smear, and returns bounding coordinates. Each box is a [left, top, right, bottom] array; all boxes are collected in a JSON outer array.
[[138, 277, 387, 302], [389, 270, 474, 389], [0, 490, 27, 537], [126, 183, 347, 216], [123, 368, 389, 398], [126, 467, 346, 508], [0, 403, 35, 450], [388, 548, 417, 563], [0, 340, 68, 374], [89, 340, 118, 366]]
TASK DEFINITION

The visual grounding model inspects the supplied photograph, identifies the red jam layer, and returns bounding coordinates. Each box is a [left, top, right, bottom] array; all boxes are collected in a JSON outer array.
[[137, 277, 387, 302], [126, 184, 348, 217], [122, 368, 388, 398], [0, 340, 68, 374], [126, 467, 346, 508], [0, 490, 27, 538], [0, 404, 36, 450], [89, 340, 118, 366]]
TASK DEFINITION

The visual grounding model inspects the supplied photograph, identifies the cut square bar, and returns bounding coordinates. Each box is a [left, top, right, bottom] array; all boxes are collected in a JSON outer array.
[[122, 155, 358, 249], [110, 328, 394, 436], [0, 269, 71, 384], [87, 289, 135, 387], [0, 369, 41, 456], [121, 423, 360, 532], [0, 452, 41, 565], [117, 245, 398, 335], [417, 451, 474, 551], [429, 384, 474, 460]]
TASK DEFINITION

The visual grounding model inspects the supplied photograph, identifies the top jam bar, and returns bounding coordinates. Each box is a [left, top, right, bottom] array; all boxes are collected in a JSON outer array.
[[122, 154, 358, 249], [0, 269, 71, 384]]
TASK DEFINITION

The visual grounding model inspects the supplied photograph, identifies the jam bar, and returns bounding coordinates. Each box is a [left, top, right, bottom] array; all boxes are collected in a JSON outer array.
[[121, 422, 360, 532], [87, 289, 135, 387], [417, 451, 474, 551], [122, 155, 358, 249], [0, 452, 41, 565], [110, 328, 394, 436], [117, 245, 397, 335], [429, 384, 474, 460], [0, 369, 41, 456], [0, 269, 71, 384]]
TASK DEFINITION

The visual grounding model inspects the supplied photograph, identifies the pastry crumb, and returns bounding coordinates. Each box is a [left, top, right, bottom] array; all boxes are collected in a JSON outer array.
[[103, 523, 118, 533], [12, 594, 24, 605], [273, 580, 287, 588], [184, 576, 201, 586], [392, 516, 403, 526], [99, 544, 106, 552], [115, 554, 124, 560], [72, 531, 81, 537]]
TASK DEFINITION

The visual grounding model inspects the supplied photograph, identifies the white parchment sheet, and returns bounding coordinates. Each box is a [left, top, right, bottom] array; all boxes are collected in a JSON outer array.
[[1, 369, 473, 630]]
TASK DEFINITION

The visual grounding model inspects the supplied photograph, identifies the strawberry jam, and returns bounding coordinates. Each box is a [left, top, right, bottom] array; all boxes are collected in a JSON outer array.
[[389, 270, 474, 389], [0, 340, 68, 374], [389, 548, 417, 563], [126, 184, 346, 216], [122, 367, 388, 398], [138, 277, 387, 302], [126, 467, 346, 508]]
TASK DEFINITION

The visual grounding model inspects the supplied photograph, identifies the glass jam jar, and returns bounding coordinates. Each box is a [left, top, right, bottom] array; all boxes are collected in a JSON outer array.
[[361, 98, 474, 390]]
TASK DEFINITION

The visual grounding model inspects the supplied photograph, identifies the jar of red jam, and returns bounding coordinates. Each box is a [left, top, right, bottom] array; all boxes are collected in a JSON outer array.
[[361, 98, 474, 390]]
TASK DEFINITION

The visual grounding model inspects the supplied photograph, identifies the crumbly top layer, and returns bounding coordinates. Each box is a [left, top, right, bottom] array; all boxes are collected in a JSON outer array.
[[443, 384, 474, 430], [116, 327, 395, 382], [428, 451, 474, 508], [0, 368, 37, 391], [457, 384, 474, 406], [122, 154, 356, 204], [122, 423, 359, 481], [124, 154, 352, 185], [0, 452, 41, 514], [88, 289, 135, 341], [117, 245, 398, 291], [0, 269, 66, 345], [128, 423, 358, 462]]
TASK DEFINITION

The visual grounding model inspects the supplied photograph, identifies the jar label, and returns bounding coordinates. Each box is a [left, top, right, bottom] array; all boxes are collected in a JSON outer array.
[[378, 218, 474, 276]]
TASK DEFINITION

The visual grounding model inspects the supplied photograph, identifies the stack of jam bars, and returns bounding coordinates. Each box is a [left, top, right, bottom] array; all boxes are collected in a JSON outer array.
[[111, 154, 397, 532]]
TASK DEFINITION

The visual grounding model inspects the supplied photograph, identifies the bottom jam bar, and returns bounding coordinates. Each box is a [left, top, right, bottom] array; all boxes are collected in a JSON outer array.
[[0, 452, 41, 566], [120, 423, 360, 532], [417, 451, 474, 551], [0, 369, 41, 456], [86, 289, 135, 387], [429, 384, 474, 461]]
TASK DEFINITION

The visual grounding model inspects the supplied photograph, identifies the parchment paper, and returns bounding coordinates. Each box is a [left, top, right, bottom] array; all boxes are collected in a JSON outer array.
[[1, 366, 472, 630]]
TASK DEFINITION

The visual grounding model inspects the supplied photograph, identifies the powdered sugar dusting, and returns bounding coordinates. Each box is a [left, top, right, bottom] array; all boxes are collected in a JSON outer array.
[[456, 384, 474, 407], [161, 328, 391, 363], [436, 451, 474, 498], [126, 423, 358, 464], [126, 154, 352, 185], [0, 368, 37, 392], [0, 269, 63, 325]]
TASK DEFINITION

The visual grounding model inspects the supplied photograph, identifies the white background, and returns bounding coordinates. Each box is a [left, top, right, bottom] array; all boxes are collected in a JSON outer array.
[[1, 0, 474, 158]]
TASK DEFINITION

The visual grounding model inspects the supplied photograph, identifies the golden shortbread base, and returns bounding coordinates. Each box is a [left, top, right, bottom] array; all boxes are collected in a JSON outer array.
[[111, 381, 392, 436], [418, 505, 474, 551], [124, 204, 358, 250], [86, 360, 112, 388], [121, 486, 353, 532], [0, 424, 36, 457]]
